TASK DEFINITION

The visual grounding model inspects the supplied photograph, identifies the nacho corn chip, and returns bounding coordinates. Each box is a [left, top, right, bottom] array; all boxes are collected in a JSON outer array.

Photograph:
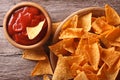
[[78, 13, 92, 31], [43, 75, 50, 80], [105, 4, 120, 25], [92, 17, 114, 34], [105, 27, 120, 42], [61, 15, 78, 31], [31, 55, 53, 76], [49, 40, 68, 56], [22, 48, 46, 61], [52, 55, 73, 80], [59, 28, 84, 39], [74, 71, 89, 80], [26, 20, 45, 40], [100, 47, 120, 69]]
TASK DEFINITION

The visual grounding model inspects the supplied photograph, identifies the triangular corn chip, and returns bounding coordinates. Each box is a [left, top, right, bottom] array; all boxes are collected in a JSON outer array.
[[78, 13, 92, 31], [31, 54, 53, 76], [74, 71, 89, 80], [59, 28, 84, 39], [22, 47, 46, 61], [61, 15, 78, 31], [92, 17, 114, 34], [26, 20, 45, 39], [105, 4, 120, 25], [52, 55, 73, 80]]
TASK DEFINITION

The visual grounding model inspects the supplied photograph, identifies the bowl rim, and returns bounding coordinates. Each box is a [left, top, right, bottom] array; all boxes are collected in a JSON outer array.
[[50, 7, 105, 71], [3, 1, 51, 49]]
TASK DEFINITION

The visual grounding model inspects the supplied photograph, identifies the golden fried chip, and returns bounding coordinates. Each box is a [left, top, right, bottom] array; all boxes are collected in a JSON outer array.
[[105, 27, 120, 42], [100, 47, 120, 69], [92, 17, 114, 34], [86, 42, 100, 70], [87, 74, 98, 80], [49, 40, 68, 56], [61, 15, 78, 31], [22, 48, 46, 61], [97, 63, 119, 80], [52, 55, 73, 80], [43, 75, 50, 80], [63, 39, 75, 53], [105, 4, 120, 25], [78, 13, 92, 31], [74, 71, 89, 80], [59, 28, 84, 39], [75, 33, 100, 70], [26, 20, 45, 40], [31, 55, 53, 76]]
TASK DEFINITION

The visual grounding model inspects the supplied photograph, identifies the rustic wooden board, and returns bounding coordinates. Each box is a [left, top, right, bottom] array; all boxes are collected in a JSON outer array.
[[1, 0, 120, 26], [0, 0, 120, 80]]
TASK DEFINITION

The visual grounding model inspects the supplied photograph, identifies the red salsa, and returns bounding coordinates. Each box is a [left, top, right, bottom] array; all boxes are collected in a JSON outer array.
[[7, 6, 48, 45]]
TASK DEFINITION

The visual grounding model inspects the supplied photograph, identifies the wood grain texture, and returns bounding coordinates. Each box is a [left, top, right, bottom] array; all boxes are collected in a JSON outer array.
[[0, 0, 120, 80], [1, 0, 120, 26]]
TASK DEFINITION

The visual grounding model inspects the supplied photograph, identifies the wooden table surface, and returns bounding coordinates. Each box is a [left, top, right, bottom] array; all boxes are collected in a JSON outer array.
[[0, 0, 120, 80]]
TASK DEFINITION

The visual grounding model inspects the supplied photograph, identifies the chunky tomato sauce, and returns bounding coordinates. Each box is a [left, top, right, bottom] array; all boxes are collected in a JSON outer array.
[[8, 6, 48, 45]]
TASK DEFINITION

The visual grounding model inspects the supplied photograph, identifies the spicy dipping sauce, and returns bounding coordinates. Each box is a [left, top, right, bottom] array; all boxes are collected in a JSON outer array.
[[7, 6, 48, 45]]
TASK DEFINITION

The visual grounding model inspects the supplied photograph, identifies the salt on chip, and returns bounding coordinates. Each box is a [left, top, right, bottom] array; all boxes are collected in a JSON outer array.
[[26, 20, 45, 40], [105, 4, 120, 25], [77, 13, 92, 31], [59, 28, 84, 39], [31, 54, 53, 76], [92, 17, 114, 34], [22, 47, 46, 61], [74, 71, 89, 80]]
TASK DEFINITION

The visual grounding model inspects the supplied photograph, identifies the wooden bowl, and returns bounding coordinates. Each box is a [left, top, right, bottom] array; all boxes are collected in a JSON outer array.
[[50, 7, 105, 71], [3, 2, 51, 49]]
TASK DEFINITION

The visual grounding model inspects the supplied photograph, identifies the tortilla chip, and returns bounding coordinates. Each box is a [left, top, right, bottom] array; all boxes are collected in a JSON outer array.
[[59, 28, 84, 39], [86, 42, 100, 70], [26, 20, 45, 39], [105, 4, 120, 25], [74, 71, 89, 80], [78, 13, 92, 31], [100, 47, 120, 69], [75, 33, 100, 70], [49, 40, 68, 56], [52, 55, 73, 80], [92, 17, 114, 34], [63, 39, 76, 53], [22, 48, 46, 61], [61, 15, 78, 31], [31, 55, 53, 76], [105, 27, 120, 42], [97, 63, 119, 80], [43, 75, 50, 80], [87, 74, 98, 80]]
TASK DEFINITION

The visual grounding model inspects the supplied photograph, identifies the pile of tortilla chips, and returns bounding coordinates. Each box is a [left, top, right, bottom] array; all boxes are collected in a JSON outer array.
[[49, 4, 120, 80], [22, 47, 53, 79]]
